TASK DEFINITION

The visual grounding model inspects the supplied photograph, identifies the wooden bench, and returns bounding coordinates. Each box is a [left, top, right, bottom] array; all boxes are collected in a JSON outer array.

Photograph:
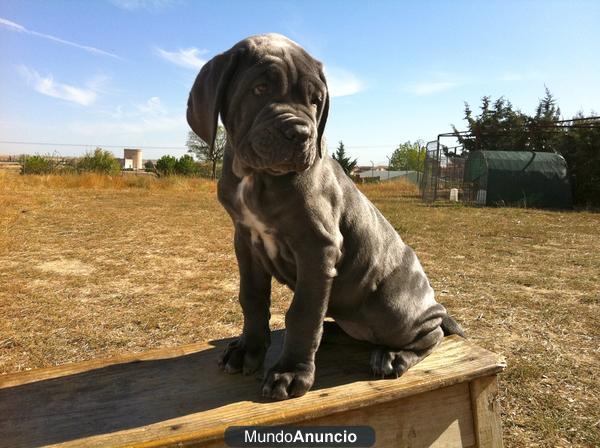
[[0, 323, 505, 447]]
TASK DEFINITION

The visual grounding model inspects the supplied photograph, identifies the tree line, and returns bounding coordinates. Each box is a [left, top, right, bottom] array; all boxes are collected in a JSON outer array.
[[147, 127, 226, 178], [21, 148, 123, 175], [332, 88, 598, 206], [452, 88, 599, 206], [180, 89, 599, 206], [21, 86, 597, 206]]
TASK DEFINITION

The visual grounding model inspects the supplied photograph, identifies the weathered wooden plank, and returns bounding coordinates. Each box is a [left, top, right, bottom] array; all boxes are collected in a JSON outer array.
[[302, 382, 476, 448], [0, 323, 505, 447], [470, 375, 503, 448]]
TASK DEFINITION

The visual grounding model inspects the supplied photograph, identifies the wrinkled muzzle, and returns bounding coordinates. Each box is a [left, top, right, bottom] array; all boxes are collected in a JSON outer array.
[[241, 112, 318, 174]]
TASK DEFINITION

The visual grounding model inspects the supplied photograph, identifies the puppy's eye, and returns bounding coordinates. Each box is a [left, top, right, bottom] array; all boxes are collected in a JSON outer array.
[[253, 84, 269, 96], [311, 94, 323, 106]]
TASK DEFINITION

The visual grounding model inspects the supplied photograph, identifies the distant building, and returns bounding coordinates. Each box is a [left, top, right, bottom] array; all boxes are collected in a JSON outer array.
[[353, 165, 388, 174], [122, 148, 143, 170], [358, 170, 422, 184]]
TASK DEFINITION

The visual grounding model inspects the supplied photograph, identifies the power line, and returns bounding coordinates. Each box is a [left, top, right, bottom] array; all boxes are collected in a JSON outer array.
[[335, 144, 398, 148], [0, 140, 400, 150], [0, 141, 187, 150], [4, 117, 597, 152], [2, 115, 598, 150]]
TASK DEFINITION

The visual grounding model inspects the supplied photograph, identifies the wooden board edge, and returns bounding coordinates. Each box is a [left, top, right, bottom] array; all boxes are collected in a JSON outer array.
[[470, 375, 504, 448], [113, 363, 507, 448]]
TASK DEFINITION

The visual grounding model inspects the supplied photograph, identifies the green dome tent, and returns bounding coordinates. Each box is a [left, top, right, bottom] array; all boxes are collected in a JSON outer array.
[[464, 151, 572, 208]]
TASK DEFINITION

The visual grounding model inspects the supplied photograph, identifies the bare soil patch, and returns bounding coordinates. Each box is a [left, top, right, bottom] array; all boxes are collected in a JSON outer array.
[[36, 259, 95, 275]]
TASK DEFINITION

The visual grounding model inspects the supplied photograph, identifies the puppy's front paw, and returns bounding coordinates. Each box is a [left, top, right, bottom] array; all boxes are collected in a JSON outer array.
[[218, 337, 267, 375], [261, 361, 315, 400], [370, 348, 410, 378]]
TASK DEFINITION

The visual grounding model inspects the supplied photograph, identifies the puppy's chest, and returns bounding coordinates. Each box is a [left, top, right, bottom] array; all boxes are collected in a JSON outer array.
[[235, 176, 282, 262]]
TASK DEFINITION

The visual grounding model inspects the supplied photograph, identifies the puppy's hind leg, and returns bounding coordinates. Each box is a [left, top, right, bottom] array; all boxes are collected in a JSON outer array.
[[370, 324, 444, 378]]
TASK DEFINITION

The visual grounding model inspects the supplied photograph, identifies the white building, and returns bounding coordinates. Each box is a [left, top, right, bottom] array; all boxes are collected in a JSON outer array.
[[123, 148, 143, 170]]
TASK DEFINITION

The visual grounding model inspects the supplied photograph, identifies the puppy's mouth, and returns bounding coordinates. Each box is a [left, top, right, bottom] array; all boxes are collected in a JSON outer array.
[[248, 142, 315, 175], [244, 118, 317, 174]]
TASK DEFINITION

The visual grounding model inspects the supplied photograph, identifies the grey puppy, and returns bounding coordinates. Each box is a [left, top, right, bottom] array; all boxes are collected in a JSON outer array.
[[187, 33, 464, 401]]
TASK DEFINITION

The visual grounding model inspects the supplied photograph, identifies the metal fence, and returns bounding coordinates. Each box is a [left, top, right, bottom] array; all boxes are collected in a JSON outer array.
[[420, 141, 477, 203]]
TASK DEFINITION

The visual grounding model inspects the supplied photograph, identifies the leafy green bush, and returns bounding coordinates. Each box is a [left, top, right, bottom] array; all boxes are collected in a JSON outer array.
[[61, 158, 79, 174], [196, 161, 222, 179], [77, 148, 121, 175], [155, 155, 177, 177], [144, 160, 156, 173], [558, 116, 600, 207], [155, 154, 201, 177], [175, 154, 198, 176], [389, 141, 425, 171], [21, 155, 56, 174]]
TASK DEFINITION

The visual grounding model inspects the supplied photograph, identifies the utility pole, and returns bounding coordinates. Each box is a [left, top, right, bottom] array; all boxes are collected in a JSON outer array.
[[386, 156, 391, 180]]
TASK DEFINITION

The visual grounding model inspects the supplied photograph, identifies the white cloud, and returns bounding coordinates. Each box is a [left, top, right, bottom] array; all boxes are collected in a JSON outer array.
[[136, 96, 166, 115], [18, 66, 98, 106], [408, 81, 459, 96], [110, 0, 179, 12], [70, 96, 185, 135], [71, 114, 185, 135], [0, 17, 25, 32], [0, 16, 121, 59], [87, 74, 116, 97], [156, 47, 207, 69], [324, 66, 364, 97]]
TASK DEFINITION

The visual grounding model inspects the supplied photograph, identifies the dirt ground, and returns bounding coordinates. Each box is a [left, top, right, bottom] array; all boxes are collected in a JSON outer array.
[[1, 173, 598, 447]]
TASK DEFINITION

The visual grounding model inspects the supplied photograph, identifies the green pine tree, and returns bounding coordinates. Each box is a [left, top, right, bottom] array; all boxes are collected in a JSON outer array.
[[529, 86, 562, 152], [331, 141, 357, 175]]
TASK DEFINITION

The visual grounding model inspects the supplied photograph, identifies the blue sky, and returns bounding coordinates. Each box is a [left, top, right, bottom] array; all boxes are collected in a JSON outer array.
[[1, 0, 599, 165]]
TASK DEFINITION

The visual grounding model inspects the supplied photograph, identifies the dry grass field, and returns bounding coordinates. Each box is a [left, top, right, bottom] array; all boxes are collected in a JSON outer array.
[[1, 172, 598, 447]]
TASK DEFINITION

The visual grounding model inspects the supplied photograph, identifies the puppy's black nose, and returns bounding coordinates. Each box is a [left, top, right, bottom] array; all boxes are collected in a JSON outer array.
[[284, 124, 311, 143]]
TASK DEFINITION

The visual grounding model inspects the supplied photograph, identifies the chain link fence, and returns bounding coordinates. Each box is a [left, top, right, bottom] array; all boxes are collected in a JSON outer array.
[[420, 141, 477, 203]]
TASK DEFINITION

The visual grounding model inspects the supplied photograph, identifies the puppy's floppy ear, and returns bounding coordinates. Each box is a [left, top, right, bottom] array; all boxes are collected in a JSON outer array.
[[186, 48, 241, 149], [317, 69, 330, 159]]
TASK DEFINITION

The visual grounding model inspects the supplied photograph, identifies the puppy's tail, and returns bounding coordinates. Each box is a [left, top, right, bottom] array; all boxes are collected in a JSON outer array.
[[441, 314, 466, 338]]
